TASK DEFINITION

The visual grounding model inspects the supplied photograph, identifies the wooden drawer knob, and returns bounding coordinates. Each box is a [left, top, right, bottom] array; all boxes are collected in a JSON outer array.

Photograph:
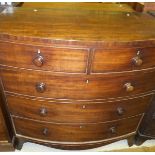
[[42, 128, 48, 135], [124, 83, 134, 92], [36, 83, 46, 93], [132, 56, 143, 66], [110, 127, 116, 134], [40, 108, 47, 116], [117, 107, 124, 115], [33, 52, 44, 67]]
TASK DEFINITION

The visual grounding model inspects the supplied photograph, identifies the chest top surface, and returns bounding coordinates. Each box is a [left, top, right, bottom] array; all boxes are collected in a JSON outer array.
[[1, 3, 155, 46]]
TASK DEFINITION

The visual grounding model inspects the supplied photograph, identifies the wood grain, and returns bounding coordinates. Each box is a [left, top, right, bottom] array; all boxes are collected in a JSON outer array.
[[13, 115, 141, 142], [7, 94, 152, 123], [1, 2, 155, 150], [0, 91, 14, 151], [20, 2, 135, 12], [1, 67, 155, 100], [0, 107, 8, 141], [1, 4, 155, 43], [92, 47, 155, 73], [0, 41, 88, 73]]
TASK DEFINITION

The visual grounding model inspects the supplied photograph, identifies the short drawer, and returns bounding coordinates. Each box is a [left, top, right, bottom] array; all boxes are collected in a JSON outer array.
[[7, 94, 152, 123], [13, 115, 141, 142], [1, 68, 155, 100], [92, 47, 155, 73], [0, 41, 88, 73]]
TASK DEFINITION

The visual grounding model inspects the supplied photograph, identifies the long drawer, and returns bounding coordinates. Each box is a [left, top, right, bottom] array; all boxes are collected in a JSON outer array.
[[1, 68, 155, 99], [0, 41, 88, 73], [7, 94, 152, 123], [13, 115, 141, 142], [92, 47, 155, 73]]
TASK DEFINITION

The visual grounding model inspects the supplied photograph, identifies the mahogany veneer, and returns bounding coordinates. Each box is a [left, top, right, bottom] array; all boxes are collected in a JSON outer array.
[[0, 2, 155, 150], [92, 47, 155, 73], [13, 115, 141, 142], [0, 41, 88, 73], [0, 88, 14, 151], [0, 108, 14, 151], [1, 67, 155, 100], [6, 94, 152, 123]]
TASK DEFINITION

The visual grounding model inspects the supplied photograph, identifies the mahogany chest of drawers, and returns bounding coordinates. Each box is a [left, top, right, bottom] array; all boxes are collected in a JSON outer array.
[[0, 3, 155, 150]]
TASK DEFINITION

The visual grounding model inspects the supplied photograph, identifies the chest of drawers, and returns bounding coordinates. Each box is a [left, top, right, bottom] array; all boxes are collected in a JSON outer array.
[[1, 3, 155, 150]]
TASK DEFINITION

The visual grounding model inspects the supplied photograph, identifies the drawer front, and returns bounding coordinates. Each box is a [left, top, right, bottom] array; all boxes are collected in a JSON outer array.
[[92, 48, 155, 73], [0, 42, 88, 73], [7, 94, 152, 123], [1, 68, 155, 99], [13, 115, 141, 142]]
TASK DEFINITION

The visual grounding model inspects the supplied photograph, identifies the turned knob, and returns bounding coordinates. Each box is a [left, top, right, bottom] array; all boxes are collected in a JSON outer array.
[[124, 82, 134, 92], [132, 56, 143, 66], [36, 83, 46, 93], [110, 127, 116, 134], [42, 128, 48, 135], [117, 107, 124, 115], [40, 108, 47, 116], [33, 51, 44, 67]]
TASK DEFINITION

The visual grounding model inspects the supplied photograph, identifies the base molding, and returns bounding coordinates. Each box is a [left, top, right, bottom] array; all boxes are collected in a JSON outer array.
[[14, 134, 135, 150]]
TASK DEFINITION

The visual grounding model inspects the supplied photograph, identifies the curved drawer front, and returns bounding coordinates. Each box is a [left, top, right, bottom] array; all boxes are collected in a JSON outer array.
[[13, 115, 141, 142], [0, 42, 88, 73], [2, 68, 155, 99], [7, 94, 152, 123], [92, 47, 155, 73]]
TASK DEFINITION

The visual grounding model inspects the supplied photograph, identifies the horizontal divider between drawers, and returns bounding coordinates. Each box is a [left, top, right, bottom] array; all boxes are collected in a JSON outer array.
[[10, 114, 143, 125], [1, 64, 155, 75], [5, 91, 155, 103]]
